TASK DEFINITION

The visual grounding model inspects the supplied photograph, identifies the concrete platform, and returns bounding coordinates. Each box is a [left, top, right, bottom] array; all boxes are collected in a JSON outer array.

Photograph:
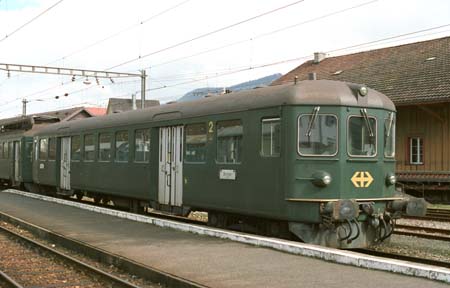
[[0, 191, 448, 288]]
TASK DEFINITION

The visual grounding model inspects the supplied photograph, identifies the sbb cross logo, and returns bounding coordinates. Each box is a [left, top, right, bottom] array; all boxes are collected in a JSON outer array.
[[351, 171, 374, 188]]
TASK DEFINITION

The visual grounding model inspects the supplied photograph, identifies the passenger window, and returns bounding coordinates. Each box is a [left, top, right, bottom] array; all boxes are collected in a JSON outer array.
[[135, 129, 150, 162], [8, 142, 12, 158], [298, 114, 338, 156], [48, 138, 56, 160], [261, 118, 280, 157], [26, 141, 33, 159], [71, 135, 81, 161], [4, 141, 9, 159], [39, 138, 48, 160], [185, 123, 207, 163], [84, 134, 95, 161], [99, 133, 112, 162], [0, 143, 3, 159], [217, 120, 243, 164], [115, 131, 129, 162]]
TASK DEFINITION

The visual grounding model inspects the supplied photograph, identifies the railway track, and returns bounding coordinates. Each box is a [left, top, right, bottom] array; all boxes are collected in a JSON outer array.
[[355, 249, 450, 269], [394, 224, 450, 241], [406, 207, 450, 222], [0, 224, 145, 288]]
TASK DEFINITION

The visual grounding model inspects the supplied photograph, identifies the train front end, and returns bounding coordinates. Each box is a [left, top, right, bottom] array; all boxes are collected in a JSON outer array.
[[286, 81, 427, 249]]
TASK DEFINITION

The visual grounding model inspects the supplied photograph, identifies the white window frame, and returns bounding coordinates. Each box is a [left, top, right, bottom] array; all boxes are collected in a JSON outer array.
[[261, 117, 281, 157], [409, 137, 423, 165]]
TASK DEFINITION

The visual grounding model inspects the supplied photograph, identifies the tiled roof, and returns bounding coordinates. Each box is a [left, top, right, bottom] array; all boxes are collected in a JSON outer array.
[[85, 107, 107, 117], [272, 36, 450, 106]]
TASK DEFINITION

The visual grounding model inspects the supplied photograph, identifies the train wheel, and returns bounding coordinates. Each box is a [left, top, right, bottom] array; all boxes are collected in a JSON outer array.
[[208, 212, 218, 227], [75, 192, 83, 201], [93, 196, 101, 205]]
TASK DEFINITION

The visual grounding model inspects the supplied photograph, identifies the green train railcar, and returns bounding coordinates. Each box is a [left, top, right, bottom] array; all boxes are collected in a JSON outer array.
[[31, 80, 426, 249], [0, 132, 33, 189], [0, 116, 59, 190]]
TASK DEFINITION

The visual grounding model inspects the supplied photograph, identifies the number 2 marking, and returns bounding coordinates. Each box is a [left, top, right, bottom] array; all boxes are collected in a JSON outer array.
[[208, 121, 214, 133]]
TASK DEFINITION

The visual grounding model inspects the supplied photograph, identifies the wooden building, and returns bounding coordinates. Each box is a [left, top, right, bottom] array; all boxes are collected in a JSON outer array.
[[273, 36, 450, 202]]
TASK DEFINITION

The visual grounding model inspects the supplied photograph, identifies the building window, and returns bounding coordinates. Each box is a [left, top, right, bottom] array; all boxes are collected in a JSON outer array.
[[115, 131, 129, 162], [217, 120, 243, 164], [185, 123, 207, 163], [48, 138, 57, 160], [135, 129, 150, 162], [39, 138, 48, 160], [84, 134, 95, 161], [71, 135, 81, 161], [99, 133, 112, 162], [261, 118, 281, 157], [409, 137, 423, 165]]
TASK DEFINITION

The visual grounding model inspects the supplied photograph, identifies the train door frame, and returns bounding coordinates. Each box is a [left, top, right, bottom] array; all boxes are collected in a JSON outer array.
[[60, 137, 71, 190], [158, 126, 184, 207], [13, 140, 20, 183]]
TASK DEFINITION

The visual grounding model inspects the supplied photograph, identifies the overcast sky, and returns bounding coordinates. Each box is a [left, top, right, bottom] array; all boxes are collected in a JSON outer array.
[[0, 0, 449, 117]]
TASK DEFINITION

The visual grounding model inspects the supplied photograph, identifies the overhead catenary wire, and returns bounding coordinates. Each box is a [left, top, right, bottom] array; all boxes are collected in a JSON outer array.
[[147, 0, 379, 70], [0, 78, 140, 114], [3, 22, 450, 112], [143, 24, 450, 92], [0, 0, 65, 43], [48, 0, 193, 65], [107, 0, 306, 70], [0, 0, 193, 88]]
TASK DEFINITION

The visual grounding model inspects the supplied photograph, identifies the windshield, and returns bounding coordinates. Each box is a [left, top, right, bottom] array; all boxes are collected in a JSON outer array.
[[298, 114, 338, 156], [348, 116, 377, 157], [384, 113, 395, 157]]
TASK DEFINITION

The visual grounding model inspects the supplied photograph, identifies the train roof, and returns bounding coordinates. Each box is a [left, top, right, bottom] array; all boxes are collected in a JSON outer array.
[[34, 80, 395, 136]]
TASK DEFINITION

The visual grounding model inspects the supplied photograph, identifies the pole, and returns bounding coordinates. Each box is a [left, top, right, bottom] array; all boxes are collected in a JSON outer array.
[[141, 69, 146, 109], [22, 99, 27, 116], [132, 93, 137, 110]]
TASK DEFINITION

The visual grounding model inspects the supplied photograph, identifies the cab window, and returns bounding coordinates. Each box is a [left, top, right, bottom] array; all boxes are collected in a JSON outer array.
[[348, 116, 377, 157], [384, 114, 395, 158], [298, 114, 338, 156]]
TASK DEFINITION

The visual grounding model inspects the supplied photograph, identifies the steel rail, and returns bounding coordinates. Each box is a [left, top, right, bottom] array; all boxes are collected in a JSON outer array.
[[394, 224, 450, 236], [0, 270, 24, 288], [0, 225, 143, 288]]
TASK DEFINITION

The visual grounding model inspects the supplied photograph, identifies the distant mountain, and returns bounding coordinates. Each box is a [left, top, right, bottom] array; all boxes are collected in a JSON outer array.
[[178, 73, 282, 102]]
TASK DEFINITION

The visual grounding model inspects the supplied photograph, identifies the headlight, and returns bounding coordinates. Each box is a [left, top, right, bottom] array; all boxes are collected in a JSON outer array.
[[359, 86, 368, 96], [312, 171, 332, 187], [386, 173, 396, 186], [324, 200, 360, 221]]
